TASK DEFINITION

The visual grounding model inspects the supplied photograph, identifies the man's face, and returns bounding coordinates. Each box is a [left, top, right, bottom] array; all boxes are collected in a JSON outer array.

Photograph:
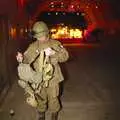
[[38, 35, 48, 43]]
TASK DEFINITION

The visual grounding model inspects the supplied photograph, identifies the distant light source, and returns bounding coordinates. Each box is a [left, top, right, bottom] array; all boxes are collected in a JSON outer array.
[[48, 12, 51, 15], [86, 6, 89, 8], [50, 25, 83, 39], [77, 5, 80, 8], [10, 27, 17, 39], [71, 5, 74, 8], [96, 6, 98, 8], [56, 12, 58, 15], [50, 2, 54, 4], [25, 28, 28, 33], [51, 5, 54, 8], [20, 28, 24, 34], [76, 12, 80, 16], [61, 5, 64, 8], [61, 2, 64, 4]]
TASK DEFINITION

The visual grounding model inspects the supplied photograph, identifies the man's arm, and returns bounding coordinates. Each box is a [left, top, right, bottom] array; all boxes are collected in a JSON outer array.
[[50, 41, 69, 63]]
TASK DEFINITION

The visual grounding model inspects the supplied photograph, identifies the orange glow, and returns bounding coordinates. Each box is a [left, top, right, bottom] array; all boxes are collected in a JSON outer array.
[[50, 26, 83, 39], [10, 27, 17, 39]]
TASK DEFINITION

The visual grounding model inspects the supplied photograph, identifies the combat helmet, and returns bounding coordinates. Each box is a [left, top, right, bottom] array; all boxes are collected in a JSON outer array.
[[32, 21, 49, 39]]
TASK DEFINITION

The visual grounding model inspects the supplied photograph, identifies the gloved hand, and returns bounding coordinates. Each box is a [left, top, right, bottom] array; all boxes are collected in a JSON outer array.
[[44, 47, 55, 56], [16, 52, 23, 63]]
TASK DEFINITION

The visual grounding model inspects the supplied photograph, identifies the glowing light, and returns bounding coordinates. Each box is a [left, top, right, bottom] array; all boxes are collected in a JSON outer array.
[[50, 26, 83, 39], [10, 27, 16, 39], [77, 5, 80, 8], [77, 12, 80, 16], [51, 5, 54, 8], [70, 29, 74, 38], [86, 6, 89, 8], [61, 5, 64, 8], [20, 28, 24, 34], [51, 28, 57, 32], [25, 28, 28, 33], [50, 2, 54, 4], [48, 12, 51, 15], [61, 2, 64, 7], [71, 5, 74, 8], [74, 29, 82, 38], [96, 6, 98, 8]]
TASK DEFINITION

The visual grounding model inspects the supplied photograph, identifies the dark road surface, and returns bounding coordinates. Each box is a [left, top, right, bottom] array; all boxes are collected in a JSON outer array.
[[0, 37, 120, 120]]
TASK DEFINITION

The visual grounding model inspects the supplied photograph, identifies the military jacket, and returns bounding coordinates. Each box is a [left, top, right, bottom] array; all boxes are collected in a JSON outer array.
[[23, 39, 69, 87]]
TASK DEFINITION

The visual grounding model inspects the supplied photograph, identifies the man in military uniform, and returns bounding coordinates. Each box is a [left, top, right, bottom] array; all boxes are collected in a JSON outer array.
[[16, 21, 69, 120]]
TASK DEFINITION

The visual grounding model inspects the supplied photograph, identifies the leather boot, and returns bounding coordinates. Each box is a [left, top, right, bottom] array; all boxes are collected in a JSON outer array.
[[51, 112, 58, 120], [38, 112, 45, 120]]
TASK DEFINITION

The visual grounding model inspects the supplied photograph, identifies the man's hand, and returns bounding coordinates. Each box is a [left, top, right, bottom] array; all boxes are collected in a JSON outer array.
[[44, 47, 56, 56], [16, 52, 23, 63]]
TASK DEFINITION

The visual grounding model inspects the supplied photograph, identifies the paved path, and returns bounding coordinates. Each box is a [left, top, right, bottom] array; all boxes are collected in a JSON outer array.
[[0, 40, 120, 120]]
